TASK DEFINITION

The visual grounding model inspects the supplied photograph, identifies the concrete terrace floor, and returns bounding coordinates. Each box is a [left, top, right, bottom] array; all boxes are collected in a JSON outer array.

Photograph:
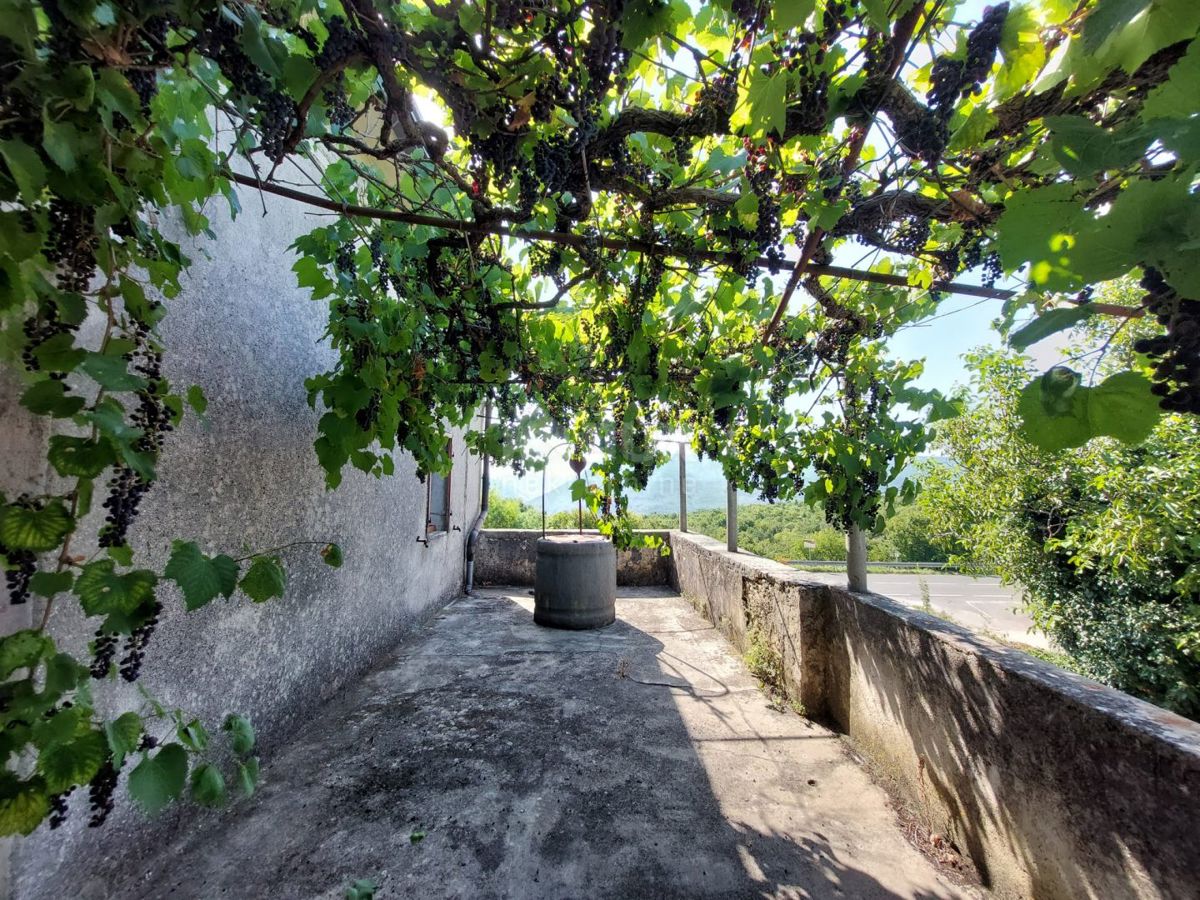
[[114, 588, 979, 900]]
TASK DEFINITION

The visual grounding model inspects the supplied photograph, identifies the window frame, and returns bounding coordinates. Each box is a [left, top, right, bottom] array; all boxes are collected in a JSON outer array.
[[424, 440, 453, 536]]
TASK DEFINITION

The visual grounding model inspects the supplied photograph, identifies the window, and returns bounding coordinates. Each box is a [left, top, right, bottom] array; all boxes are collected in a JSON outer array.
[[425, 442, 453, 535]]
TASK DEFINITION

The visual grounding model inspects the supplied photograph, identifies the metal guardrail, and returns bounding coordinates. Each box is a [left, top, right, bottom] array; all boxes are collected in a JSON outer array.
[[787, 560, 960, 571]]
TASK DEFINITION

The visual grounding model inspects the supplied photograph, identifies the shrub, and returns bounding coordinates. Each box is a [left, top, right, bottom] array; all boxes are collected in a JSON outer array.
[[922, 343, 1200, 718], [483, 492, 539, 529], [809, 528, 847, 561]]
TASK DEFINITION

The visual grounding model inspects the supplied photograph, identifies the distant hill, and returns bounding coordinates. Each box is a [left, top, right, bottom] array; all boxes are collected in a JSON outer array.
[[491, 451, 948, 515]]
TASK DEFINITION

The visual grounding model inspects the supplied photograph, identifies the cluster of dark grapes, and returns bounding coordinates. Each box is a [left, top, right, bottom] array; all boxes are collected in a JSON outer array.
[[778, 43, 831, 135], [355, 390, 382, 431], [472, 131, 522, 186], [581, 5, 630, 102], [316, 17, 364, 128], [821, 0, 852, 34], [118, 13, 171, 111], [21, 305, 78, 378], [530, 245, 566, 285], [87, 760, 118, 827], [1134, 269, 1200, 414], [97, 466, 148, 550], [730, 0, 765, 30], [671, 134, 691, 168], [492, 0, 557, 31], [369, 231, 404, 295], [981, 252, 1002, 288], [889, 216, 931, 255], [533, 139, 575, 193], [928, 4, 1008, 118], [200, 14, 270, 97], [118, 600, 162, 682], [258, 91, 297, 162], [45, 197, 97, 293], [41, 0, 77, 64], [48, 792, 70, 829], [317, 16, 363, 69], [691, 75, 737, 130], [98, 331, 171, 549], [126, 69, 157, 112], [198, 14, 296, 160], [747, 434, 793, 502], [90, 629, 118, 678], [748, 166, 784, 264], [2, 542, 35, 605]]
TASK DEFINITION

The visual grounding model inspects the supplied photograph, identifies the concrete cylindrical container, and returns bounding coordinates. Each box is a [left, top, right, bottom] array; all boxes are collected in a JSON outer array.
[[534, 535, 617, 629]]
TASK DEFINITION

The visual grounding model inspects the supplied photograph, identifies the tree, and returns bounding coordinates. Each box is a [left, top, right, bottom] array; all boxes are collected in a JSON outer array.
[[882, 504, 953, 563], [483, 493, 540, 529], [921, 305, 1200, 717]]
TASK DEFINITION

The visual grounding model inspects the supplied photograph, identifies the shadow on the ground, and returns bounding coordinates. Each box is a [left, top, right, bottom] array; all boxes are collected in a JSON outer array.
[[47, 590, 962, 900]]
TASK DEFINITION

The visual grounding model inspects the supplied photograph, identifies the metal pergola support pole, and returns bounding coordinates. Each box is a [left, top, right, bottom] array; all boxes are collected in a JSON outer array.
[[726, 479, 737, 553], [678, 442, 687, 533]]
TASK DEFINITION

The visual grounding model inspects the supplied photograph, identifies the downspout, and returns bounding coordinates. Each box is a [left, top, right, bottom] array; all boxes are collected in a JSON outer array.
[[465, 397, 491, 594]]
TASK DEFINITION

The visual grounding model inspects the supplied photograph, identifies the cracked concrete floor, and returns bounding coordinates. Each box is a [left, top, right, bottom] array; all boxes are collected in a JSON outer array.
[[113, 587, 978, 899]]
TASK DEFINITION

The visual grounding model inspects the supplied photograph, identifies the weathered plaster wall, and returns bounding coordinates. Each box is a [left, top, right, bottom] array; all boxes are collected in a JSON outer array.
[[667, 530, 1200, 900], [473, 529, 672, 586], [3, 179, 481, 899]]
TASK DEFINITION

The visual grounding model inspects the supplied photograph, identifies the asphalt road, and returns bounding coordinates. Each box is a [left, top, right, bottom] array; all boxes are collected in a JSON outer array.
[[795, 571, 1049, 649]]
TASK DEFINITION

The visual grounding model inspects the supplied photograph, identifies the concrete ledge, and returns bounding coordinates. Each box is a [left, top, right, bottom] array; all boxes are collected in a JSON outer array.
[[473, 529, 672, 587], [667, 530, 1200, 900]]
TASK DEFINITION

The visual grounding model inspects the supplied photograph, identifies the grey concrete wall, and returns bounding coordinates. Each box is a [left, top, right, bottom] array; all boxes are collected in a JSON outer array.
[[668, 530, 1200, 900], [473, 529, 672, 587], [2, 176, 481, 899]]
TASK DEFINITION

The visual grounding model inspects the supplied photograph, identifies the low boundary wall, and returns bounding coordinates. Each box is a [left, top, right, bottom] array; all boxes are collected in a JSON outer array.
[[667, 530, 1200, 900], [473, 529, 672, 587]]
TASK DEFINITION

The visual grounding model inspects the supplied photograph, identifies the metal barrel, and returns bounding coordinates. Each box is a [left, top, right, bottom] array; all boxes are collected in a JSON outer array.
[[533, 536, 617, 630]]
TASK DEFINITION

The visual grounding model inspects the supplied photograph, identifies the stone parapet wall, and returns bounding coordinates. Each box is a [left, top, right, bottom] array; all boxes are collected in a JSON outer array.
[[473, 529, 672, 587], [666, 530, 1200, 900]]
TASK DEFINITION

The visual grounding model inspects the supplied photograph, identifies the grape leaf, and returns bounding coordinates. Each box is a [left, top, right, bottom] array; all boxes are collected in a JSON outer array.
[[0, 786, 49, 836], [732, 69, 788, 139], [186, 384, 208, 417], [1008, 305, 1094, 350], [0, 631, 54, 678], [20, 379, 85, 418], [223, 714, 256, 756], [164, 541, 239, 611], [79, 352, 147, 392], [47, 435, 118, 478], [105, 712, 143, 769], [236, 757, 259, 798], [29, 571, 73, 597], [74, 560, 157, 616], [37, 728, 106, 793], [190, 763, 226, 808], [320, 543, 344, 568], [239, 556, 286, 603], [0, 139, 46, 199], [1017, 372, 1091, 451], [1081, 0, 1150, 52], [0, 500, 73, 551], [1087, 371, 1161, 443], [128, 743, 188, 815]]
